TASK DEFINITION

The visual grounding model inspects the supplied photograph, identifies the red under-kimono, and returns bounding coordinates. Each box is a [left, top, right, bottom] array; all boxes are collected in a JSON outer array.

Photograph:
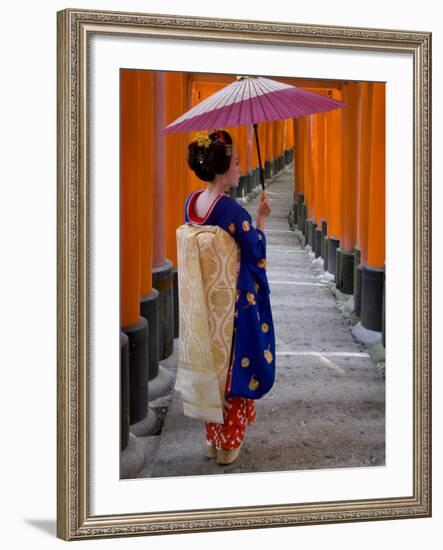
[[205, 351, 256, 450]]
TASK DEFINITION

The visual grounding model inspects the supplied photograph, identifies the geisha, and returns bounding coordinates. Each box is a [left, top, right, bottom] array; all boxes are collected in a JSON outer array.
[[176, 129, 276, 465]]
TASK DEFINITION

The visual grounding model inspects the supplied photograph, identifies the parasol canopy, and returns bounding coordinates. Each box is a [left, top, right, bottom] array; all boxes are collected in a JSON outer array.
[[161, 75, 346, 189]]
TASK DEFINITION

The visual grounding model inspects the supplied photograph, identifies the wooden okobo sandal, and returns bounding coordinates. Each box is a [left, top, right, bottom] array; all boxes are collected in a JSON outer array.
[[216, 442, 243, 465], [205, 442, 217, 459]]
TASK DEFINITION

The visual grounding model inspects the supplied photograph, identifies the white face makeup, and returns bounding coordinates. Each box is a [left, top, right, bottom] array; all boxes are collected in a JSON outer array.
[[227, 147, 241, 187]]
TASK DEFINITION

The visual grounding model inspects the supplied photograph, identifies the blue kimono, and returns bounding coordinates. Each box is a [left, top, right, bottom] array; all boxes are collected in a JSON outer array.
[[184, 189, 276, 400]]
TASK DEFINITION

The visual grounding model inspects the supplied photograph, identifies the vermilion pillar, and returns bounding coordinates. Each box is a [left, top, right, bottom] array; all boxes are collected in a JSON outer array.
[[286, 118, 294, 150], [120, 69, 149, 428], [152, 71, 174, 361], [360, 82, 386, 331], [153, 72, 167, 268], [340, 82, 360, 253], [299, 114, 314, 244], [357, 82, 372, 267], [292, 117, 305, 231], [313, 112, 327, 258], [265, 122, 273, 178], [237, 125, 248, 177], [272, 121, 279, 174], [325, 88, 343, 275], [367, 83, 386, 269], [306, 114, 315, 222], [138, 73, 154, 299], [258, 123, 267, 181], [165, 71, 188, 341], [121, 71, 142, 328], [352, 82, 372, 316], [293, 117, 302, 195], [165, 72, 187, 269], [325, 89, 343, 242]]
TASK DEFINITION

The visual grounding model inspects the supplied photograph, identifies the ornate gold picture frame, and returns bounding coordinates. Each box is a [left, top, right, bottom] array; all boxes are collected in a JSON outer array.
[[57, 7, 431, 540]]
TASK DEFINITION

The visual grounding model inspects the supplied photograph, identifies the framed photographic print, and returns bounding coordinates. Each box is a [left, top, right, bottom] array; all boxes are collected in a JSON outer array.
[[57, 7, 431, 540]]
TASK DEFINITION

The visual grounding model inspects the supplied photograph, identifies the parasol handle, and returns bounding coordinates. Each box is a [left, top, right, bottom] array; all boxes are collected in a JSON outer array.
[[253, 123, 266, 191]]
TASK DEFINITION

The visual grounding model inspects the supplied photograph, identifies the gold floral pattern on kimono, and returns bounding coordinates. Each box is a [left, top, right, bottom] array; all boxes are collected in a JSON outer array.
[[248, 376, 259, 391], [208, 287, 232, 317], [199, 254, 219, 281], [264, 345, 273, 364]]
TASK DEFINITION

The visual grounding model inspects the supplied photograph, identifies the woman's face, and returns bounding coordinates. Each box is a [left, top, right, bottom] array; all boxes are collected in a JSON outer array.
[[226, 147, 241, 187]]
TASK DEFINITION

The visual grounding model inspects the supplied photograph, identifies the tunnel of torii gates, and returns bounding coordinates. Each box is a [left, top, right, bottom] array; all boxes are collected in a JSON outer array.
[[119, 69, 385, 450]]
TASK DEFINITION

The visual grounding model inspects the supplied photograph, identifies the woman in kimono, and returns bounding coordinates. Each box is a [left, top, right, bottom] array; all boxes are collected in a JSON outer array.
[[184, 129, 275, 465]]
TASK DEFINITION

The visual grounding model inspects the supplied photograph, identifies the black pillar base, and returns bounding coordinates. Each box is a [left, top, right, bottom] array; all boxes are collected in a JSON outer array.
[[361, 264, 384, 332], [247, 172, 254, 193], [354, 264, 363, 317], [353, 246, 362, 317], [121, 316, 148, 425], [328, 237, 340, 276], [323, 236, 329, 271], [152, 259, 174, 361], [302, 205, 307, 234], [304, 219, 310, 245], [382, 265, 386, 347], [314, 227, 322, 258], [321, 220, 328, 260], [337, 249, 355, 294], [296, 195, 305, 233], [253, 168, 260, 189], [248, 171, 253, 193], [236, 175, 245, 198], [265, 160, 271, 179], [236, 175, 243, 198], [305, 219, 317, 248], [140, 288, 159, 381], [238, 176, 248, 198], [120, 332, 130, 452]]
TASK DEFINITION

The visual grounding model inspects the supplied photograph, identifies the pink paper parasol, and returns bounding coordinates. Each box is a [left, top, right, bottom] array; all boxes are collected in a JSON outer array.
[[161, 75, 346, 190]]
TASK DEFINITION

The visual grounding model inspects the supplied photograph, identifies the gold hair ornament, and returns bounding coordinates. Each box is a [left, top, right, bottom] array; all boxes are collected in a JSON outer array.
[[193, 132, 212, 149]]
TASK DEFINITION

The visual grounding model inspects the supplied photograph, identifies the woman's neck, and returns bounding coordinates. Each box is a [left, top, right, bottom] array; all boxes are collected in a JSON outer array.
[[205, 174, 230, 196]]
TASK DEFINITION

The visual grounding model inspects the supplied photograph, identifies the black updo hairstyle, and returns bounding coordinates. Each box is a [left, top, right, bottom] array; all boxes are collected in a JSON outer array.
[[187, 130, 233, 182]]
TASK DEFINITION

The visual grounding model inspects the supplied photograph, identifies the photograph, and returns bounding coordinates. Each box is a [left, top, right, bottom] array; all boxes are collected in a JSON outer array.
[[119, 69, 386, 479], [56, 6, 431, 540]]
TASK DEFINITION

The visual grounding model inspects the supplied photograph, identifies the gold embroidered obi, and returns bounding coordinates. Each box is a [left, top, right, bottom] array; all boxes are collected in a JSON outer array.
[[175, 223, 240, 423]]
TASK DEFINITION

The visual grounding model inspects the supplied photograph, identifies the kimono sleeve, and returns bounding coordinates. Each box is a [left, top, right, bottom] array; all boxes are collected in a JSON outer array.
[[230, 207, 267, 266]]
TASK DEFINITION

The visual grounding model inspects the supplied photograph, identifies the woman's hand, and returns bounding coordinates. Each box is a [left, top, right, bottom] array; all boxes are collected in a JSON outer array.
[[256, 191, 271, 230], [257, 191, 271, 218]]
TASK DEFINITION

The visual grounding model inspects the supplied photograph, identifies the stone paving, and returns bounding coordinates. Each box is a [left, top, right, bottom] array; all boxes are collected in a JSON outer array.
[[136, 165, 385, 478]]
